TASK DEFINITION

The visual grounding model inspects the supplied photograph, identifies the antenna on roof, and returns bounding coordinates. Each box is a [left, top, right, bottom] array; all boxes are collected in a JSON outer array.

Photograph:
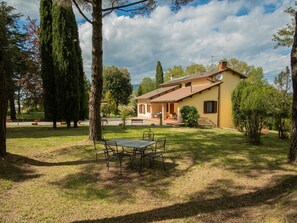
[[211, 55, 219, 66]]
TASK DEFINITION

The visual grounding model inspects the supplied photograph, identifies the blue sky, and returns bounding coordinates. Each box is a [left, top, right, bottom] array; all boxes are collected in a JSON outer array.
[[6, 0, 294, 84]]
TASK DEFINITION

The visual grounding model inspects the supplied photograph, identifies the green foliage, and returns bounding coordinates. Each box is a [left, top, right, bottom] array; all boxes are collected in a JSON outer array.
[[138, 77, 155, 94], [164, 63, 207, 82], [40, 0, 55, 121], [164, 65, 185, 82], [52, 1, 83, 126], [119, 105, 132, 129], [185, 63, 206, 75], [272, 2, 296, 48], [271, 67, 292, 139], [274, 66, 292, 93], [155, 61, 164, 88], [180, 106, 200, 127], [79, 74, 89, 120], [102, 91, 117, 117], [137, 84, 143, 96], [232, 80, 271, 144], [103, 66, 133, 108], [0, 1, 24, 121], [232, 81, 248, 131], [226, 58, 265, 84]]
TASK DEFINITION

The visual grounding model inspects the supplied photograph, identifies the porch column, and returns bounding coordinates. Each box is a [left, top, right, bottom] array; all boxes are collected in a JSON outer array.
[[177, 106, 182, 122], [162, 103, 165, 121]]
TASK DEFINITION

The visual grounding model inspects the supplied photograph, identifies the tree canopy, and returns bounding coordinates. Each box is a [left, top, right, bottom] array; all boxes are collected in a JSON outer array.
[[164, 65, 185, 82], [138, 77, 155, 95], [185, 63, 206, 75], [232, 80, 270, 144], [103, 66, 133, 108], [272, 2, 296, 48], [0, 1, 24, 156]]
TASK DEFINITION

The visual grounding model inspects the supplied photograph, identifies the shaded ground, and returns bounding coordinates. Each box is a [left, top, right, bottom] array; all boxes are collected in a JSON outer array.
[[0, 126, 296, 223]]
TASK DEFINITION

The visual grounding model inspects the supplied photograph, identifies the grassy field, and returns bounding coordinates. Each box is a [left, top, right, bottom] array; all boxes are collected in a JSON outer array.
[[0, 125, 296, 223]]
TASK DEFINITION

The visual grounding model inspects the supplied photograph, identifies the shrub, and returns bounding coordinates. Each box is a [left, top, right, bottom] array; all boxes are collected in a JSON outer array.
[[119, 105, 133, 129], [180, 106, 200, 127]]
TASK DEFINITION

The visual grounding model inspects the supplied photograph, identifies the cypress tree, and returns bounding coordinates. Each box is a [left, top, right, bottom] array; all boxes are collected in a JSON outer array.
[[52, 0, 82, 128], [156, 61, 164, 88], [40, 0, 57, 127]]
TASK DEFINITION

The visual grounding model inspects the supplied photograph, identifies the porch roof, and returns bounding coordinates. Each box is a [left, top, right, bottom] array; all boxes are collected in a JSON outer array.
[[150, 82, 222, 103], [135, 85, 179, 100]]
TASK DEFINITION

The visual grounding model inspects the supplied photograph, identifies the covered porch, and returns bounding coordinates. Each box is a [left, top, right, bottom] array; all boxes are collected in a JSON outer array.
[[150, 102, 182, 122]]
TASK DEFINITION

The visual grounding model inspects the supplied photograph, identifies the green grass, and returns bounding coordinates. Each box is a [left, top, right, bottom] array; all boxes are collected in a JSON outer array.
[[0, 125, 296, 223]]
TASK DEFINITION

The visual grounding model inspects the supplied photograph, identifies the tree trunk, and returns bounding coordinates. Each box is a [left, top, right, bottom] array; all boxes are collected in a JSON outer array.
[[66, 120, 71, 128], [289, 11, 297, 162], [0, 51, 7, 157], [9, 90, 16, 120], [89, 0, 103, 141], [17, 88, 21, 114]]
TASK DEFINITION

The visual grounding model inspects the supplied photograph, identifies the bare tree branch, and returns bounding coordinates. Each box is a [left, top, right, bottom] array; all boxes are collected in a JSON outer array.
[[73, 0, 93, 24], [102, 0, 149, 12]]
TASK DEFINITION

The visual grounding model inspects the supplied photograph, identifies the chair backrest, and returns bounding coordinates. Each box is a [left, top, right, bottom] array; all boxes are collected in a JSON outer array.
[[154, 137, 166, 153], [142, 130, 154, 141], [104, 140, 119, 156], [93, 138, 105, 151]]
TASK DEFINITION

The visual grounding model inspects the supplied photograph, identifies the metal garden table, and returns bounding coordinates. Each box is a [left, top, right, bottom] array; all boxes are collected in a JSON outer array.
[[111, 138, 156, 172]]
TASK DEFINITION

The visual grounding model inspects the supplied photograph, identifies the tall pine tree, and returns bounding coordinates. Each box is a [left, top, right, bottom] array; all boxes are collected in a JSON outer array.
[[40, 0, 57, 127], [155, 60, 164, 88], [0, 3, 8, 156], [52, 0, 82, 128], [0, 2, 23, 156]]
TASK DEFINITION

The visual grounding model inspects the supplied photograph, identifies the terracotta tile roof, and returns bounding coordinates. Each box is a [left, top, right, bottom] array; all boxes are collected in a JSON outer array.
[[151, 82, 222, 103], [135, 85, 179, 100], [160, 67, 246, 87]]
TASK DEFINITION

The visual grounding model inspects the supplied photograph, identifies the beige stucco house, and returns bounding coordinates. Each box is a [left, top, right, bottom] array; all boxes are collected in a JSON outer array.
[[135, 61, 246, 128]]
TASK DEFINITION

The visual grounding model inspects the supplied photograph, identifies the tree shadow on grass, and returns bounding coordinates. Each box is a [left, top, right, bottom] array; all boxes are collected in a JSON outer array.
[[170, 130, 293, 176], [51, 155, 181, 202], [0, 153, 42, 183], [71, 174, 297, 223], [4, 152, 94, 167], [0, 152, 96, 183], [6, 126, 89, 139]]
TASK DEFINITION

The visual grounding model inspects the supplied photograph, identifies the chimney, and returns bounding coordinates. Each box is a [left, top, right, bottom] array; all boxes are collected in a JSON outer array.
[[218, 60, 227, 71], [170, 74, 174, 80]]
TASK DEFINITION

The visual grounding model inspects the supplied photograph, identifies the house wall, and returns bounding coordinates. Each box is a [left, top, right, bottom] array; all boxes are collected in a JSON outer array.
[[179, 86, 219, 125], [219, 71, 242, 128], [191, 78, 211, 86]]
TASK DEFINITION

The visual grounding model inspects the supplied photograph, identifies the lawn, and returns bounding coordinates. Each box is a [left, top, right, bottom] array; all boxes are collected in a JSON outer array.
[[0, 125, 296, 223]]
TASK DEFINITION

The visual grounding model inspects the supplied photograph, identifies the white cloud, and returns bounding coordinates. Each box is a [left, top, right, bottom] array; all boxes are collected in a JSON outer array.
[[6, 0, 39, 19], [6, 0, 295, 84]]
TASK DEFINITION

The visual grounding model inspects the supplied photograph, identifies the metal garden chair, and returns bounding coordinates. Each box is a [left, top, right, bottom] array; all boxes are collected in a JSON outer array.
[[104, 140, 133, 174], [143, 137, 166, 170]]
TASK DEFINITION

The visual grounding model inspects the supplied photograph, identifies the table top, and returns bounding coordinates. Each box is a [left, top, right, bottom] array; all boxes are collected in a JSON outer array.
[[110, 138, 155, 150]]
